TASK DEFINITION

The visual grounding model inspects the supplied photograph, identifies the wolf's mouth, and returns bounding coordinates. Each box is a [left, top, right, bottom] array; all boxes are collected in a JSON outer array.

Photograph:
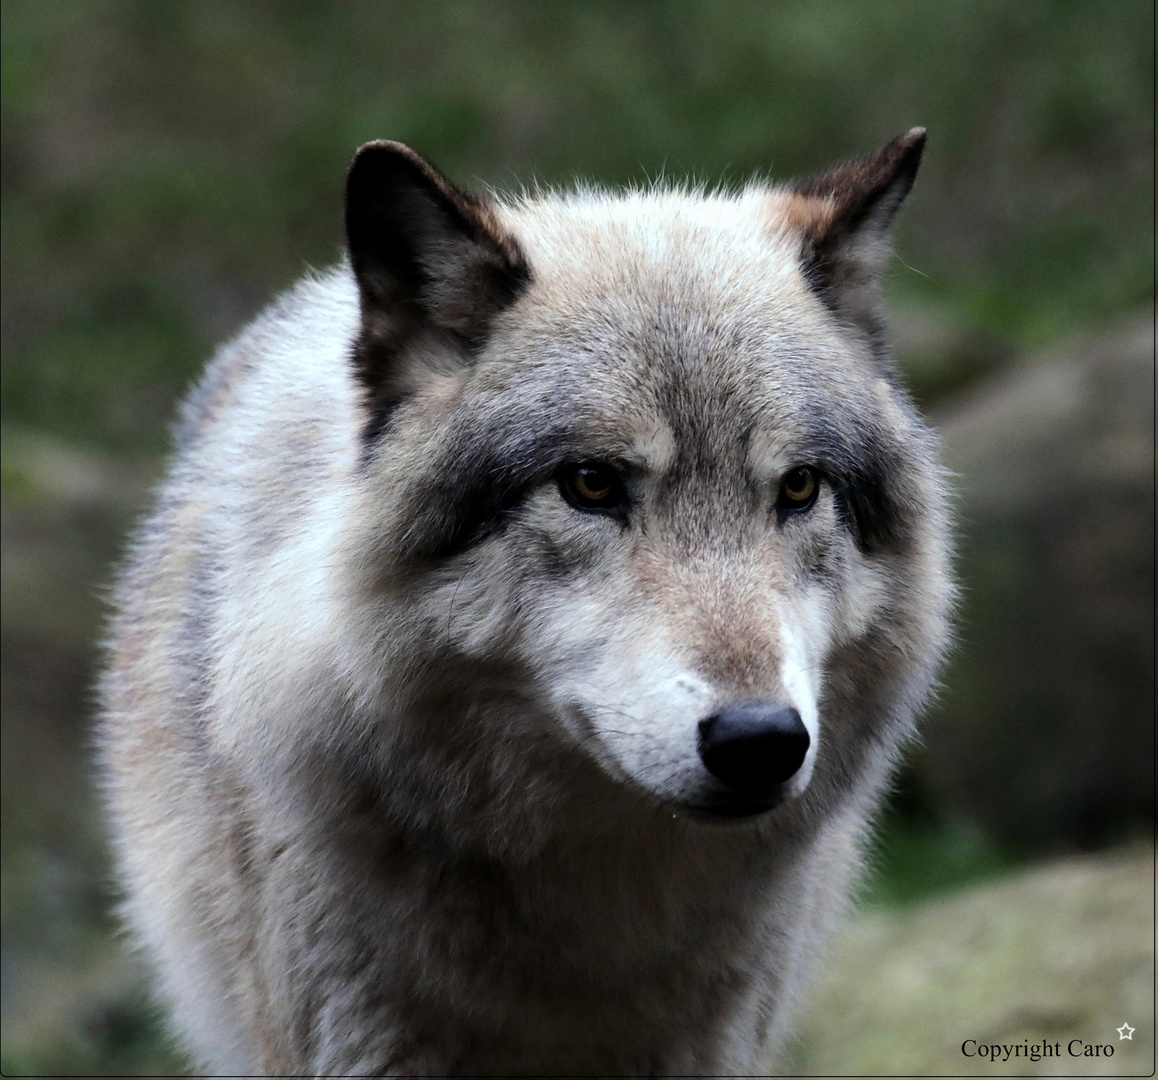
[[674, 790, 789, 821]]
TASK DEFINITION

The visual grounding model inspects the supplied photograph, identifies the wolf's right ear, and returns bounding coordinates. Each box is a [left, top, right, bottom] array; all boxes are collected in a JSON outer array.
[[345, 141, 530, 438]]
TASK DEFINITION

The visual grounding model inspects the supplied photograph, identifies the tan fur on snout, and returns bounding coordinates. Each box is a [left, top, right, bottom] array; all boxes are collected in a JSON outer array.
[[101, 133, 951, 1076], [632, 539, 791, 694]]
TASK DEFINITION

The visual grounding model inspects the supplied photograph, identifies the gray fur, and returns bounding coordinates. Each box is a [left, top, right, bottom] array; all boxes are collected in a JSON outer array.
[[100, 132, 952, 1076]]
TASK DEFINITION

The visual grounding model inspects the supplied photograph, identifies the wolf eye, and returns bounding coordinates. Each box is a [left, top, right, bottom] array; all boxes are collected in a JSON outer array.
[[558, 463, 625, 515], [777, 466, 819, 512]]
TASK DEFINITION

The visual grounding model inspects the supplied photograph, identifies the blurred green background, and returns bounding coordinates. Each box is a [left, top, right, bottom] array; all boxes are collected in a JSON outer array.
[[2, 1, 1153, 1074]]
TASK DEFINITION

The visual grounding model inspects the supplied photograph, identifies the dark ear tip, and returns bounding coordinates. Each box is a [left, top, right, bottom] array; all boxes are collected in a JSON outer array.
[[893, 127, 927, 167], [347, 140, 430, 188], [349, 139, 421, 166]]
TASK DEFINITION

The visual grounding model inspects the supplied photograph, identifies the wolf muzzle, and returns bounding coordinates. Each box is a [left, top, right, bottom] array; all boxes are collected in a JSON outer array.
[[696, 703, 810, 813]]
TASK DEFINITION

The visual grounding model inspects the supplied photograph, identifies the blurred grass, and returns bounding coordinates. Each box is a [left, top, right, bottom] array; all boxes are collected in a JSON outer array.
[[3, 0, 1153, 456], [864, 814, 1025, 909]]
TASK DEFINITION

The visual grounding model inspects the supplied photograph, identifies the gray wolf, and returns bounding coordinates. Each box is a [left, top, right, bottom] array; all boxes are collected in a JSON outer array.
[[100, 128, 952, 1076]]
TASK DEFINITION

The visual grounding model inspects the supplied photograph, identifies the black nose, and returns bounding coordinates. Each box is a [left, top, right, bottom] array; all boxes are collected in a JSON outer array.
[[697, 703, 810, 796]]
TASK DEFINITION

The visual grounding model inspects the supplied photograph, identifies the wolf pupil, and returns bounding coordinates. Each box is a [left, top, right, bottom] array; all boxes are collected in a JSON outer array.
[[779, 467, 818, 510], [576, 470, 610, 500], [560, 464, 621, 512]]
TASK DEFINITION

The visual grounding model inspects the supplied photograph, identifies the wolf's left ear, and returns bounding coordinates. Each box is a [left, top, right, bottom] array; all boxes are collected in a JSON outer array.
[[788, 128, 926, 352], [345, 141, 530, 437]]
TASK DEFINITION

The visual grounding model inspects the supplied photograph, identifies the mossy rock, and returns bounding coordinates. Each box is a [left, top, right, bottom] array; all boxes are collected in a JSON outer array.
[[787, 845, 1154, 1076]]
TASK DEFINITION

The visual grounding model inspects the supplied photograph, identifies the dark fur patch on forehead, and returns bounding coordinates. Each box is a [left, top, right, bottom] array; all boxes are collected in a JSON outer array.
[[802, 413, 914, 554], [391, 421, 578, 559], [382, 340, 922, 560], [831, 463, 905, 554]]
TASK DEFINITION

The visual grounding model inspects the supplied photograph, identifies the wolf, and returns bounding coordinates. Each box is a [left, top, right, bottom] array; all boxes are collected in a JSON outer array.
[[99, 128, 952, 1076]]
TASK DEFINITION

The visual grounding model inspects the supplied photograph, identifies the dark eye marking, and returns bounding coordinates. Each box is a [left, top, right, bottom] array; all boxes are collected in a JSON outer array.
[[557, 462, 629, 522], [776, 465, 821, 516]]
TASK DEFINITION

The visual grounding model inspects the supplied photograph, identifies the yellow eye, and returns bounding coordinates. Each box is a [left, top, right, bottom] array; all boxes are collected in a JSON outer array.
[[559, 463, 624, 513], [778, 466, 819, 511]]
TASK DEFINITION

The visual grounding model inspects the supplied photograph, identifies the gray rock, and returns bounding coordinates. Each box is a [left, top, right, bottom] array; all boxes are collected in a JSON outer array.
[[918, 313, 1154, 848]]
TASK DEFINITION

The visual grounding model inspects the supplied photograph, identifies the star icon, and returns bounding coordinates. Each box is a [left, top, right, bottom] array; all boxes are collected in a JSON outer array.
[[1116, 1022, 1134, 1040]]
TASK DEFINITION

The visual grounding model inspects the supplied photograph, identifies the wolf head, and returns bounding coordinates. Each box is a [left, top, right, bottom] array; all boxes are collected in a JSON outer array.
[[342, 133, 951, 824]]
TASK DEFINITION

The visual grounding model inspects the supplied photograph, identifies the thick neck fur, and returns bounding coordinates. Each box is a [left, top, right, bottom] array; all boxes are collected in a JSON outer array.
[[258, 717, 845, 1076]]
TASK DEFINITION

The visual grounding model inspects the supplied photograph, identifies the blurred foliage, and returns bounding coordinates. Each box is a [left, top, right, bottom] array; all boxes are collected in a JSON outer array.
[[1, 1, 1153, 1074], [859, 767, 1026, 907], [2, 0, 1153, 455]]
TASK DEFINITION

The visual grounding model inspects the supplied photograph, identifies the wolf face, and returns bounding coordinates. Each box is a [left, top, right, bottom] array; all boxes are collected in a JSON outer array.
[[101, 131, 952, 1076], [342, 134, 945, 824]]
